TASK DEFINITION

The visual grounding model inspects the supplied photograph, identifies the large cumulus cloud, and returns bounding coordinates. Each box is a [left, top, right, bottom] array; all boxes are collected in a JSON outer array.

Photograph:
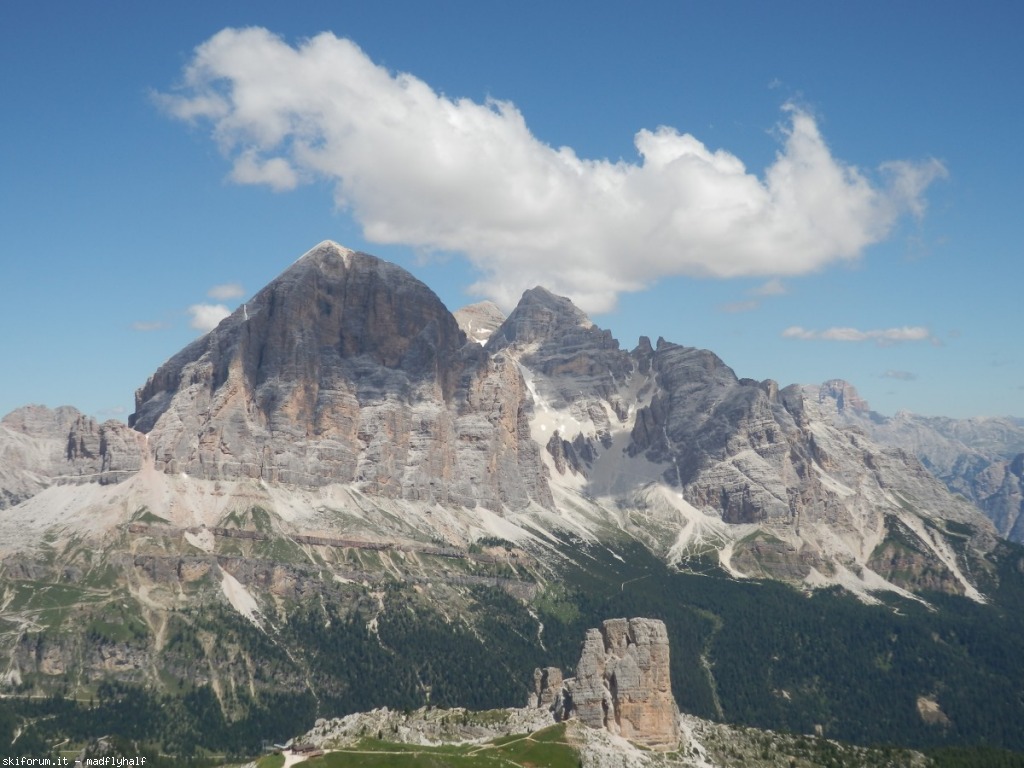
[[159, 27, 946, 312]]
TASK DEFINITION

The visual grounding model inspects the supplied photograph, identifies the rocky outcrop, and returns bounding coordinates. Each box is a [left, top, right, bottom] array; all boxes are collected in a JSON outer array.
[[530, 666, 563, 709], [130, 242, 551, 512], [613, 341, 995, 593], [0, 405, 142, 508], [479, 288, 996, 594], [816, 379, 872, 416], [488, 289, 634, 411], [532, 617, 679, 750]]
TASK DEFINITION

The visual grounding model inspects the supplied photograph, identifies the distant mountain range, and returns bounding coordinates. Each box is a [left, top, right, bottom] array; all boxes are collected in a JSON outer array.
[[2, 241, 1023, 758], [810, 378, 1024, 542]]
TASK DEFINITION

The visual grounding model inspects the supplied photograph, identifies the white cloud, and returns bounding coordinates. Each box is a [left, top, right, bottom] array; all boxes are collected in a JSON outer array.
[[160, 27, 947, 313], [207, 282, 245, 300], [782, 325, 934, 345], [188, 303, 231, 332]]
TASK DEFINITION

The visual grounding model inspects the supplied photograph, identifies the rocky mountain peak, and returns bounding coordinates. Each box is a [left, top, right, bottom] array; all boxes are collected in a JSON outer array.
[[0, 405, 142, 509], [296, 239, 354, 264], [132, 243, 472, 432], [486, 286, 594, 350], [125, 242, 550, 508], [0, 242, 1005, 604], [485, 286, 635, 451], [1, 404, 83, 435]]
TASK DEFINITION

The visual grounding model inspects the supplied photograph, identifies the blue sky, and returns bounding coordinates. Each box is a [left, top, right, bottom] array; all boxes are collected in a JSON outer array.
[[2, 1, 1022, 421]]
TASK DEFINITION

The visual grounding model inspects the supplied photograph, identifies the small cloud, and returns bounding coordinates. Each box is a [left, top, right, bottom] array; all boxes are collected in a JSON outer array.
[[208, 282, 245, 300], [782, 325, 934, 345], [132, 320, 169, 332], [752, 278, 787, 296], [881, 369, 917, 381], [880, 158, 949, 219], [719, 300, 760, 313], [188, 303, 231, 332]]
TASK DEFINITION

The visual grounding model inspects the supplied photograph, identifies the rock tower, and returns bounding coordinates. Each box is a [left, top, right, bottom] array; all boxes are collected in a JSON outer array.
[[531, 617, 680, 750]]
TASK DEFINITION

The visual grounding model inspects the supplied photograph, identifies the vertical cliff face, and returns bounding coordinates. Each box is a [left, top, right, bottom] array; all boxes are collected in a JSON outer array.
[[572, 617, 679, 749], [129, 241, 551, 511], [533, 617, 680, 750]]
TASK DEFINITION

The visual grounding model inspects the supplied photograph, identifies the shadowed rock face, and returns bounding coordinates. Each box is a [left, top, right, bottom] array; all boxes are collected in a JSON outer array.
[[129, 242, 551, 510], [628, 340, 803, 525], [532, 617, 679, 750], [488, 287, 633, 404]]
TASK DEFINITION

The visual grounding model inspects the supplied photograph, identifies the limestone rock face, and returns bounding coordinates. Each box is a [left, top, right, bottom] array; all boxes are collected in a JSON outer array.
[[0, 405, 142, 508], [534, 617, 679, 750], [483, 288, 996, 595], [0, 244, 1003, 602], [530, 666, 563, 710], [816, 379, 871, 416], [130, 242, 551, 511]]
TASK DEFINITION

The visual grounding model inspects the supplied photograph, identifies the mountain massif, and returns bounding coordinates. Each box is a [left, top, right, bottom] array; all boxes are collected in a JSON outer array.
[[2, 241, 1023, 761]]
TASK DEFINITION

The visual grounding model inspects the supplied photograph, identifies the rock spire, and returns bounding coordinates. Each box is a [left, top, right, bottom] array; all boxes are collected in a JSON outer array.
[[531, 617, 680, 750]]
